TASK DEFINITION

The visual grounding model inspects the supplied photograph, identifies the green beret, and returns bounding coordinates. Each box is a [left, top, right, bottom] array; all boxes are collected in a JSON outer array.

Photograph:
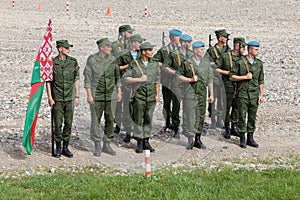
[[96, 38, 112, 46], [130, 34, 146, 43], [233, 37, 247, 46], [56, 40, 73, 48], [215, 29, 229, 37], [140, 42, 155, 50], [118, 25, 135, 33]]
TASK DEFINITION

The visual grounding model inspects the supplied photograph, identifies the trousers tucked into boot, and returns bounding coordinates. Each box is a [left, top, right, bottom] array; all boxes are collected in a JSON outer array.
[[135, 139, 143, 153], [53, 142, 61, 158], [93, 141, 101, 157], [62, 141, 73, 158], [194, 134, 206, 149], [224, 123, 231, 139], [143, 138, 155, 152], [239, 133, 246, 148], [102, 141, 116, 155], [247, 133, 259, 148]]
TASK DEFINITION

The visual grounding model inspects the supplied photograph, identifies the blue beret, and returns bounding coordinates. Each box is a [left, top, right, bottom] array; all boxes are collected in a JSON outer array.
[[180, 34, 192, 42], [169, 29, 182, 36], [192, 41, 205, 48], [247, 41, 260, 47]]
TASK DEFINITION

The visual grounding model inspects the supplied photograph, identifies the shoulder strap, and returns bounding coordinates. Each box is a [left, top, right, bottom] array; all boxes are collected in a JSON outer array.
[[228, 52, 233, 68], [242, 57, 250, 73], [189, 63, 195, 76], [213, 47, 219, 59], [134, 60, 144, 75], [234, 58, 250, 95], [176, 50, 181, 66], [166, 46, 170, 55]]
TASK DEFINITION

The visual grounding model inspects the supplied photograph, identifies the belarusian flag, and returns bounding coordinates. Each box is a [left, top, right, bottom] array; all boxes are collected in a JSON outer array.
[[23, 19, 53, 154]]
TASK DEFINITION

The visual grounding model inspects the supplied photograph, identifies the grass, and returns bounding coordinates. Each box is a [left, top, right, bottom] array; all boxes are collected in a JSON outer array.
[[0, 166, 299, 200]]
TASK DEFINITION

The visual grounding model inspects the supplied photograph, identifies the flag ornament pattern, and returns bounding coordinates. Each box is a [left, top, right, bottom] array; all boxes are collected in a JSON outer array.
[[23, 19, 53, 154]]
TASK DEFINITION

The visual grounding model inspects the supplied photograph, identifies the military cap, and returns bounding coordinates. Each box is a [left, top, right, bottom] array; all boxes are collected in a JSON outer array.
[[56, 40, 73, 48], [118, 24, 135, 33], [180, 34, 193, 42], [192, 41, 205, 48], [233, 37, 247, 46], [140, 42, 156, 50], [96, 38, 112, 46], [247, 41, 260, 47], [130, 34, 146, 43], [215, 29, 229, 37], [169, 29, 182, 36]]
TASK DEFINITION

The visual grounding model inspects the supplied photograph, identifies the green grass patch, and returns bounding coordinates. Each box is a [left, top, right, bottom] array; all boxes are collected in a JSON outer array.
[[0, 167, 299, 200]]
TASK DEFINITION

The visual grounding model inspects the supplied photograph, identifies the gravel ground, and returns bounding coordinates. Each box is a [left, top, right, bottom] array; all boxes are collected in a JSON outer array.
[[0, 0, 299, 176]]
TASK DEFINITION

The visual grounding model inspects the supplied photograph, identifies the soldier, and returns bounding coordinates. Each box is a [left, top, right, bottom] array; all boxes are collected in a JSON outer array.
[[118, 34, 146, 143], [112, 24, 135, 134], [123, 42, 160, 153], [46, 40, 80, 158], [164, 34, 193, 138], [84, 38, 122, 156], [177, 41, 214, 149], [205, 29, 230, 129], [229, 41, 264, 148], [153, 29, 182, 132], [216, 37, 247, 139]]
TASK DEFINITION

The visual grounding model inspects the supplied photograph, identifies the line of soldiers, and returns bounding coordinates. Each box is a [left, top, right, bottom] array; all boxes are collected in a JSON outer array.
[[46, 24, 264, 158]]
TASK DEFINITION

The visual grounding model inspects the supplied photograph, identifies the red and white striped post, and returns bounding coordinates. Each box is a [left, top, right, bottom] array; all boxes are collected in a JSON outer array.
[[145, 150, 151, 178], [66, 1, 70, 14], [12, 0, 15, 9], [144, 6, 148, 17]]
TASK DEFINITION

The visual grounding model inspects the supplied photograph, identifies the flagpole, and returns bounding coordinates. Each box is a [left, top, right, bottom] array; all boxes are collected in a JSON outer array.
[[51, 107, 54, 157]]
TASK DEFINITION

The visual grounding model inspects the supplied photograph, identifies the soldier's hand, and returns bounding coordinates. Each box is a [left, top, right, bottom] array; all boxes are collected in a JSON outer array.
[[48, 98, 55, 109], [192, 75, 198, 82], [155, 95, 160, 103], [87, 95, 94, 105], [117, 93, 122, 102], [140, 75, 147, 82], [258, 95, 264, 104], [208, 95, 214, 103], [245, 72, 253, 80], [74, 98, 80, 107]]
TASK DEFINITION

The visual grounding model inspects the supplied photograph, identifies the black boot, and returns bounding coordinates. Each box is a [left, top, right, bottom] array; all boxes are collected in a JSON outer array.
[[194, 134, 206, 149], [93, 141, 101, 157], [173, 127, 180, 139], [62, 141, 73, 158], [143, 138, 155, 152], [102, 141, 116, 155], [123, 133, 131, 143], [186, 136, 194, 150], [231, 123, 240, 137], [114, 125, 121, 134], [53, 142, 61, 158], [135, 139, 143, 153], [224, 123, 231, 139], [216, 117, 224, 129], [247, 133, 259, 148], [210, 117, 216, 129], [163, 118, 172, 132], [239, 133, 247, 148]]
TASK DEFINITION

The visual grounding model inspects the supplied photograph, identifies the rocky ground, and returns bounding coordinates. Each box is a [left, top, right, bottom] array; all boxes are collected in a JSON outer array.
[[0, 0, 299, 176]]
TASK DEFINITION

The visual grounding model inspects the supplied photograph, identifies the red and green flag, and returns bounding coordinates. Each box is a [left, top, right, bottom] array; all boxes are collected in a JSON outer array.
[[23, 19, 53, 154]]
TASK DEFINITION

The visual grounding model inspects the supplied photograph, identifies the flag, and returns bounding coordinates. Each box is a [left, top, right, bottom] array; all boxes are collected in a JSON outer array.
[[23, 19, 53, 154]]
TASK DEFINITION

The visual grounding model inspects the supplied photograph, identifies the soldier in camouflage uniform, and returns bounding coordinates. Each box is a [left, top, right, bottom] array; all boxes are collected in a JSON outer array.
[[118, 34, 146, 143], [153, 29, 182, 132], [46, 40, 79, 158], [84, 38, 122, 156], [177, 41, 214, 149], [112, 24, 135, 134], [164, 34, 193, 138], [123, 42, 160, 153], [229, 41, 264, 148], [216, 37, 247, 139], [205, 29, 230, 129]]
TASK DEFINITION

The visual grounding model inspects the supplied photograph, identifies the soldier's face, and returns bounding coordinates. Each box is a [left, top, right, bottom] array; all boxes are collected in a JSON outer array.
[[125, 32, 133, 38], [173, 35, 180, 45], [218, 35, 227, 44], [59, 47, 70, 56], [132, 41, 142, 50], [101, 44, 112, 55], [181, 41, 191, 49], [142, 49, 154, 58], [249, 46, 259, 57], [193, 47, 205, 57]]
